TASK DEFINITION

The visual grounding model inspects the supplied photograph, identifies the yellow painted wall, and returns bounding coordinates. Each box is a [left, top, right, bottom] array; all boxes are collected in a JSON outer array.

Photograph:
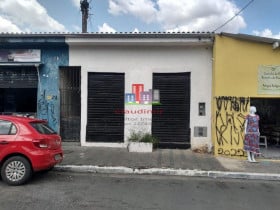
[[212, 34, 280, 158], [213, 35, 280, 97]]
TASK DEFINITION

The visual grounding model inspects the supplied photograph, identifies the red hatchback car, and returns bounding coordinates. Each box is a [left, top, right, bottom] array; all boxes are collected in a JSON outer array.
[[0, 115, 63, 185]]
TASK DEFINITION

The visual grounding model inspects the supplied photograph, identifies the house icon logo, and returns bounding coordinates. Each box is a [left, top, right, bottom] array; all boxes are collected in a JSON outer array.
[[125, 84, 161, 105]]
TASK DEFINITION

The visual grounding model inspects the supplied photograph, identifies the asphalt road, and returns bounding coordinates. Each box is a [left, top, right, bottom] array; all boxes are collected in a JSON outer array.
[[1, 171, 280, 210]]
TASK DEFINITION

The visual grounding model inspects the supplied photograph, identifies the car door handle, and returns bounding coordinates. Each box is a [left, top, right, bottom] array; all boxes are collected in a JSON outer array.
[[0, 141, 9, 145]]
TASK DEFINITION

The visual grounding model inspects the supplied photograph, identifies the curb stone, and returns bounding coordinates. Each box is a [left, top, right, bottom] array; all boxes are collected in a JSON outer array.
[[54, 165, 280, 181]]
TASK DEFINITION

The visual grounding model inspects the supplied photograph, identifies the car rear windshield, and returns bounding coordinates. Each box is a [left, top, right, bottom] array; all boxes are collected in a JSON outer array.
[[30, 122, 56, 134]]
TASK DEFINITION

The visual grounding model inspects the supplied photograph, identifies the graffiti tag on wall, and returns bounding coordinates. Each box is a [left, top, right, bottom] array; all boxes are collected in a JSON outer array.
[[215, 97, 250, 157], [38, 90, 58, 130]]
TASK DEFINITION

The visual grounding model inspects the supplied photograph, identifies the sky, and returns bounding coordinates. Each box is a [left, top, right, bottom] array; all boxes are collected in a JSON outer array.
[[0, 0, 279, 39]]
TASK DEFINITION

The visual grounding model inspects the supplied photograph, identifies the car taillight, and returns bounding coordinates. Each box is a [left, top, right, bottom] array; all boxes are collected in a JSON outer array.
[[33, 139, 49, 148]]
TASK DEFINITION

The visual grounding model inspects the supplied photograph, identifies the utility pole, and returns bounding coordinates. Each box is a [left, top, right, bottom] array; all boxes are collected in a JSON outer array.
[[80, 0, 89, 33]]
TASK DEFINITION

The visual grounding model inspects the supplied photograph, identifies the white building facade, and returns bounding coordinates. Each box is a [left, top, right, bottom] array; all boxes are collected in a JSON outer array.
[[66, 33, 213, 150]]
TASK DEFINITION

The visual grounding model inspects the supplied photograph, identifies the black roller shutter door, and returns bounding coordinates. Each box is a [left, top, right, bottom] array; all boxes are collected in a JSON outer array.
[[87, 72, 124, 142], [0, 67, 38, 88], [152, 72, 191, 149], [0, 67, 38, 114]]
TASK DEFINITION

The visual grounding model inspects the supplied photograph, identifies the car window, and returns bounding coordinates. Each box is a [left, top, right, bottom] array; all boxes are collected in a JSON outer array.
[[30, 122, 56, 134], [0, 120, 17, 135]]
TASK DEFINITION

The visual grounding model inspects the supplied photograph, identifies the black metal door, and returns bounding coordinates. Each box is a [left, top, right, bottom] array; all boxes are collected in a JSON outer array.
[[152, 72, 191, 149], [59, 67, 81, 142], [87, 72, 124, 142]]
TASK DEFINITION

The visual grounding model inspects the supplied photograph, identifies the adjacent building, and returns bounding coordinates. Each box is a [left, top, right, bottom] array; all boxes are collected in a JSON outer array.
[[0, 34, 69, 133], [212, 33, 280, 158]]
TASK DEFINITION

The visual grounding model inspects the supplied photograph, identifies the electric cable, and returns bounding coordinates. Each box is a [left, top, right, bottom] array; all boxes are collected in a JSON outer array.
[[212, 0, 255, 32]]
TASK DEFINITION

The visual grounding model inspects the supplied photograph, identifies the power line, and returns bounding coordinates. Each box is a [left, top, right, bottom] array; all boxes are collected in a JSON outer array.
[[212, 0, 255, 32]]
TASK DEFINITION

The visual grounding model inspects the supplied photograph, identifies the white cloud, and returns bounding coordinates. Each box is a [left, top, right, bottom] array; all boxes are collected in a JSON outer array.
[[98, 23, 117, 33], [0, 0, 66, 32], [109, 0, 157, 24], [108, 0, 246, 33], [72, 0, 81, 8], [253, 29, 280, 39], [157, 0, 246, 33], [132, 28, 139, 33], [0, 16, 22, 32], [72, 25, 81, 32]]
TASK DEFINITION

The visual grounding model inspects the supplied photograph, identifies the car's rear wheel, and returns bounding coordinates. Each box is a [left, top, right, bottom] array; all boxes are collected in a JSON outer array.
[[1, 156, 32, 186]]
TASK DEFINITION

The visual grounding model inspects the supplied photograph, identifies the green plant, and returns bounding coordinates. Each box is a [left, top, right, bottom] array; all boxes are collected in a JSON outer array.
[[128, 130, 143, 142], [128, 130, 159, 144], [140, 133, 158, 144]]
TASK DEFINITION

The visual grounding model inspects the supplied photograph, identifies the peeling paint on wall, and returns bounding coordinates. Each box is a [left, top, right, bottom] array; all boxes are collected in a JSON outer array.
[[0, 37, 69, 133], [37, 47, 69, 132]]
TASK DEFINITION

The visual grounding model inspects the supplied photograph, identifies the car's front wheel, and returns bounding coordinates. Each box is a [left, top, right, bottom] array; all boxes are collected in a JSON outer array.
[[1, 156, 32, 186]]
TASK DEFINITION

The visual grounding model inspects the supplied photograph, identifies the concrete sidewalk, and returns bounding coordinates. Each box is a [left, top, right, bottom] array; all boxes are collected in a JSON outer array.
[[54, 143, 280, 181]]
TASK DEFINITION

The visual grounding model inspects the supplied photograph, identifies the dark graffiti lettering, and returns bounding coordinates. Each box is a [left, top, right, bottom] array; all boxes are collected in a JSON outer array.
[[38, 90, 48, 115], [217, 148, 245, 157], [215, 97, 249, 157], [216, 110, 245, 146], [49, 102, 58, 125], [216, 96, 249, 112], [38, 90, 58, 127]]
